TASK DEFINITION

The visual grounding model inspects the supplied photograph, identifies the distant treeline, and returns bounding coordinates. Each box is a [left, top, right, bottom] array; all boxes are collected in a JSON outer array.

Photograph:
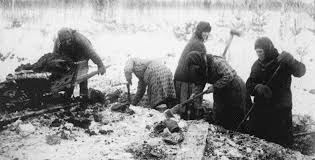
[[0, 0, 314, 11]]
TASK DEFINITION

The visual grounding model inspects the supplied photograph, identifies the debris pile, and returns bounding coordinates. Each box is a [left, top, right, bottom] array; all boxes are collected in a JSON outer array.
[[292, 114, 315, 155], [149, 119, 185, 145], [204, 125, 311, 160], [126, 143, 168, 160], [0, 87, 314, 159]]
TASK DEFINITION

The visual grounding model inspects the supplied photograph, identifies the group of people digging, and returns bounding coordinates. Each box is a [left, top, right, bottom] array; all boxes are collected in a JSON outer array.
[[32, 22, 305, 148], [121, 21, 306, 148]]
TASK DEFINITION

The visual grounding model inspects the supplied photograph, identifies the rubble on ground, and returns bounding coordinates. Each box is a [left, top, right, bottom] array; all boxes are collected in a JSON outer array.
[[204, 125, 310, 160], [0, 88, 314, 159], [292, 114, 315, 155]]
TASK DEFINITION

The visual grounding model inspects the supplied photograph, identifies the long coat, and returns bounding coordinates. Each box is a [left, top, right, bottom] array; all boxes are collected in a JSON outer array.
[[185, 51, 251, 130], [173, 22, 210, 119], [246, 50, 306, 147], [174, 35, 206, 82]]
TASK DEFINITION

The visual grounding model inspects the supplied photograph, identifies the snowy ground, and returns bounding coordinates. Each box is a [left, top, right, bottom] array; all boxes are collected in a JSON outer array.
[[0, 106, 180, 160]]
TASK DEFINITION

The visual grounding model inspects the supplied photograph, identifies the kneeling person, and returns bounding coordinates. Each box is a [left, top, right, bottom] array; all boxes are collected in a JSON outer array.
[[124, 58, 177, 109], [183, 51, 251, 130]]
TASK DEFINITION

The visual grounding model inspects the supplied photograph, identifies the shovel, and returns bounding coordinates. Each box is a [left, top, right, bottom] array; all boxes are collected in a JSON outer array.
[[164, 89, 210, 119]]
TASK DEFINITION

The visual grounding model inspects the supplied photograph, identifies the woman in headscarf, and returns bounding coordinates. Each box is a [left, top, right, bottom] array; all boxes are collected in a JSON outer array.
[[174, 21, 211, 119], [183, 51, 250, 130], [246, 37, 306, 147], [124, 58, 177, 109]]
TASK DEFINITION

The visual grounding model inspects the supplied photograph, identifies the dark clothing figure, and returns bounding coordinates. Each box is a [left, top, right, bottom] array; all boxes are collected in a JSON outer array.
[[53, 28, 105, 97], [174, 21, 211, 120], [174, 21, 210, 82], [246, 37, 306, 147], [185, 51, 250, 130]]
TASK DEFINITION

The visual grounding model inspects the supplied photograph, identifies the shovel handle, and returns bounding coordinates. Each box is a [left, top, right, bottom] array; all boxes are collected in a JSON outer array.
[[181, 90, 208, 106], [165, 89, 209, 118], [236, 102, 255, 131], [222, 35, 234, 58], [126, 84, 131, 103], [266, 65, 281, 86]]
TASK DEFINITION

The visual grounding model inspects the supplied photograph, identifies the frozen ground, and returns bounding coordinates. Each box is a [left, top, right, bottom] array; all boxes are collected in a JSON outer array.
[[0, 106, 178, 160]]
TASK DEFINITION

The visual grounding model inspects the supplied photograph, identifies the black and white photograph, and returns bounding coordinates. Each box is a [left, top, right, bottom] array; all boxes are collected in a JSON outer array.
[[0, 0, 314, 159]]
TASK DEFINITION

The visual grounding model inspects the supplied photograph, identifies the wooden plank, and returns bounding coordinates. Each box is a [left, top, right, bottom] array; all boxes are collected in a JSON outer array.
[[175, 121, 209, 160]]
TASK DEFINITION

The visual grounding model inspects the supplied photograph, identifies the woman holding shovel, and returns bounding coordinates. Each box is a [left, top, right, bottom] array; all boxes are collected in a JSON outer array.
[[246, 37, 306, 147], [124, 58, 177, 109], [181, 51, 250, 130]]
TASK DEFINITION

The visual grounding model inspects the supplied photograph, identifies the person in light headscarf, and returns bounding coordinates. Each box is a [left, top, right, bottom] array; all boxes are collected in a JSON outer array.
[[124, 58, 176, 109]]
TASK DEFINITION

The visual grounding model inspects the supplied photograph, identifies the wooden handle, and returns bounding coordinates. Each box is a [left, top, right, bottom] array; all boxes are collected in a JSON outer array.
[[181, 90, 208, 105], [75, 70, 100, 85], [126, 84, 131, 103], [75, 65, 111, 85], [222, 35, 234, 58]]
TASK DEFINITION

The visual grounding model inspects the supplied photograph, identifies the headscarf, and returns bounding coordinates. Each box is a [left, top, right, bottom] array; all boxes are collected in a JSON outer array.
[[57, 28, 75, 51], [58, 28, 74, 42], [254, 37, 279, 63], [194, 21, 211, 40]]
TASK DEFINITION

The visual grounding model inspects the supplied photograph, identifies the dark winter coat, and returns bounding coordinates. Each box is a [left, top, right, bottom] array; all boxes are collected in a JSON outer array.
[[246, 51, 305, 110], [246, 55, 305, 146], [173, 22, 211, 120], [53, 28, 104, 68], [246, 37, 306, 146], [185, 51, 250, 130], [174, 22, 210, 82], [53, 28, 104, 96], [185, 51, 237, 89]]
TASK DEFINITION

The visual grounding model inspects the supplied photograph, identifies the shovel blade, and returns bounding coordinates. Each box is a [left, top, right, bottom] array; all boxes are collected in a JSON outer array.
[[164, 104, 182, 119], [164, 109, 175, 119]]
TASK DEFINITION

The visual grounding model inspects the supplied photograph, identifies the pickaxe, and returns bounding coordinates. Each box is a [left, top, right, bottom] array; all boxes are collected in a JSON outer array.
[[222, 29, 242, 58]]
